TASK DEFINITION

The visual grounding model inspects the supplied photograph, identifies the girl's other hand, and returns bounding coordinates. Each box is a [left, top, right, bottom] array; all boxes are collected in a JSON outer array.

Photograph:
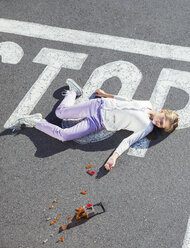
[[94, 89, 106, 97], [104, 156, 116, 171]]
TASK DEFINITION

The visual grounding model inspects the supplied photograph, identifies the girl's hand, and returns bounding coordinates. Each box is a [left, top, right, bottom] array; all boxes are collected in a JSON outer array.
[[104, 156, 116, 171], [94, 89, 106, 98]]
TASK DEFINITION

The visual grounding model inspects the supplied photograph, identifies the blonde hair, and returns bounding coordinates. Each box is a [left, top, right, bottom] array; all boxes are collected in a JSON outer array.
[[163, 109, 179, 133]]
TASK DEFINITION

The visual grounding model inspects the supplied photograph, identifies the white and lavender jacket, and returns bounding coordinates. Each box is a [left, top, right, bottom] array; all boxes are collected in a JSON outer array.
[[100, 95, 154, 156]]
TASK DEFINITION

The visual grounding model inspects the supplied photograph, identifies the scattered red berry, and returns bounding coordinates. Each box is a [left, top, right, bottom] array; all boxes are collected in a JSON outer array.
[[87, 170, 96, 175], [86, 204, 93, 208]]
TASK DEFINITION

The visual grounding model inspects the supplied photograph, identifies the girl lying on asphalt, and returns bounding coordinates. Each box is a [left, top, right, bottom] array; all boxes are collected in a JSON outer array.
[[12, 79, 179, 171]]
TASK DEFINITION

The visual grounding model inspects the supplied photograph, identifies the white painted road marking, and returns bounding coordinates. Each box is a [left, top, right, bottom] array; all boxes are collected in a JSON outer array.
[[0, 41, 23, 64], [72, 60, 142, 144], [4, 48, 88, 128], [150, 68, 190, 129], [1, 18, 190, 62], [183, 217, 190, 248], [33, 48, 87, 70]]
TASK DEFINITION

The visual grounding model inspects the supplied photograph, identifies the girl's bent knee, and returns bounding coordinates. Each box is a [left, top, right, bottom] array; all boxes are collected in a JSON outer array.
[[55, 106, 67, 119]]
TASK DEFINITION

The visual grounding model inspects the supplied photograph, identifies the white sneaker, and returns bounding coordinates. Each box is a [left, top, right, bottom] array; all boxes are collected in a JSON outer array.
[[65, 78, 83, 96], [15, 113, 43, 128]]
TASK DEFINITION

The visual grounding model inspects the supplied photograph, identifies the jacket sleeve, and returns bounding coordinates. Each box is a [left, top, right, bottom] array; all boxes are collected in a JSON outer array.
[[114, 95, 131, 101], [114, 124, 153, 156]]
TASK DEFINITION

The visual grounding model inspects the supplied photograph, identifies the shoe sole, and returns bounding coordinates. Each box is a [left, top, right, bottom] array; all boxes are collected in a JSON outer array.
[[66, 79, 83, 96], [9, 113, 42, 129]]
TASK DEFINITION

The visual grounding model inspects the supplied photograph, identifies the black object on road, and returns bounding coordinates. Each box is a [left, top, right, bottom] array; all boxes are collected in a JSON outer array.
[[60, 202, 106, 231], [85, 202, 106, 217]]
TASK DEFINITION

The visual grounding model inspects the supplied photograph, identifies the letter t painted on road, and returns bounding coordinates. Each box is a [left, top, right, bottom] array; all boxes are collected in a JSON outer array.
[[4, 48, 88, 128]]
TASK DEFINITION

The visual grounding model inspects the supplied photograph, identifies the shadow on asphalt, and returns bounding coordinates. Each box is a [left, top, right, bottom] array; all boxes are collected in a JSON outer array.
[[58, 202, 106, 232], [0, 86, 170, 163], [95, 155, 116, 179]]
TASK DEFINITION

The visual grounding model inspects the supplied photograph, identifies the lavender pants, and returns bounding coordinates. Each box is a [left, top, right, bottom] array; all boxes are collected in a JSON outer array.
[[36, 91, 105, 142]]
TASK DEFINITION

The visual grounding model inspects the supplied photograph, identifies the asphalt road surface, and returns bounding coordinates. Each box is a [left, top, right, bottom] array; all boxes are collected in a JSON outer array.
[[0, 1, 190, 248]]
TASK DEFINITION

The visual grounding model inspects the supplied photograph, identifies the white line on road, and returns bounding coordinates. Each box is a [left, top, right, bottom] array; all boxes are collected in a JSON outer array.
[[0, 18, 190, 62], [0, 41, 23, 64], [183, 217, 190, 248], [4, 48, 88, 128]]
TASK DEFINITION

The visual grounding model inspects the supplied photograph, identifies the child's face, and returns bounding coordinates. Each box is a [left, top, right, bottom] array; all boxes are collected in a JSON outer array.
[[152, 110, 171, 129]]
